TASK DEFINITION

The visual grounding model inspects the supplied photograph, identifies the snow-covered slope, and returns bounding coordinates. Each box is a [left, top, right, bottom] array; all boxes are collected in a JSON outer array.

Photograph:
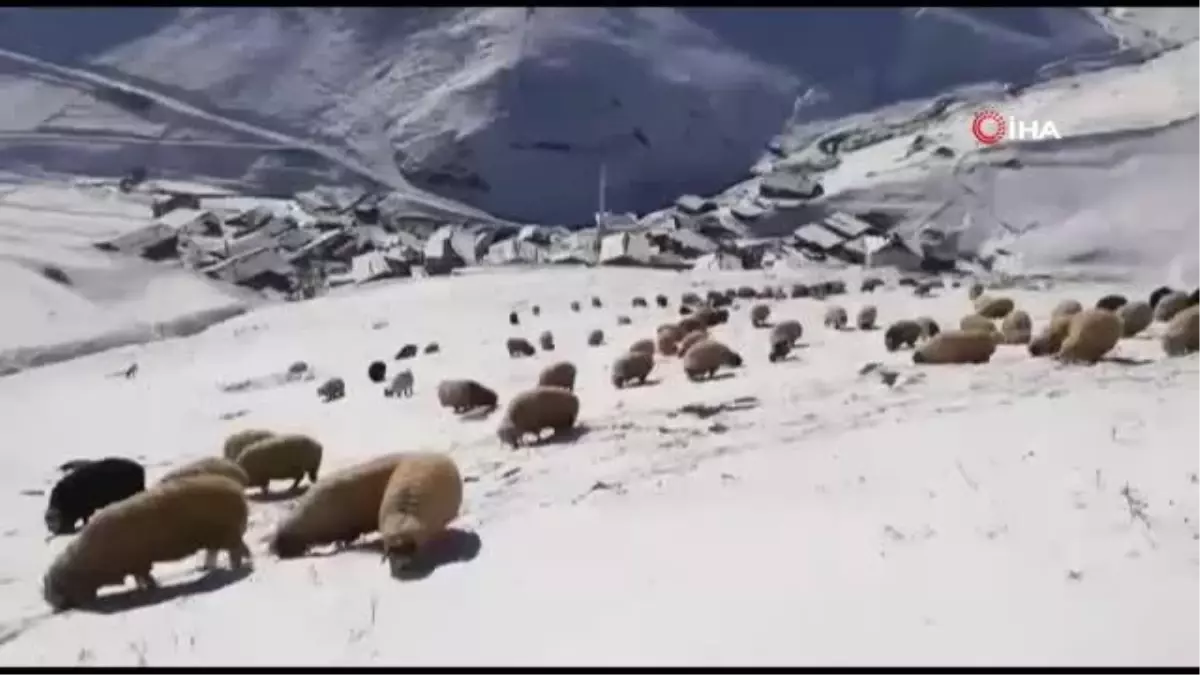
[[0, 268, 1194, 666], [0, 8, 1130, 222], [0, 179, 255, 374]]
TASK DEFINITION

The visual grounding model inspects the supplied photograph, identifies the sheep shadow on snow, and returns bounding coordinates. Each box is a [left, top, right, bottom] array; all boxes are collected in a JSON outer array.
[[619, 377, 662, 389], [458, 404, 499, 422], [81, 565, 253, 615], [342, 528, 484, 581], [247, 484, 311, 504]]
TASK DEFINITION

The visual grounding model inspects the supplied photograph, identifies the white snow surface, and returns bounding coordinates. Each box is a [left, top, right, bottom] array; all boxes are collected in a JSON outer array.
[[0, 267, 1196, 666], [0, 8, 1142, 222]]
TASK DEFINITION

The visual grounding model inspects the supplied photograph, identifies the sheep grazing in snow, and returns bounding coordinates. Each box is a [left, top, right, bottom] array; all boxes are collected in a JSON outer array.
[[681, 291, 703, 306], [587, 329, 605, 346], [591, 296, 603, 309], [655, 294, 669, 308], [531, 305, 541, 317], [973, 295, 1015, 319], [437, 379, 498, 414], [912, 330, 996, 365], [1117, 301, 1153, 338], [570, 301, 581, 312], [395, 344, 419, 360], [496, 387, 581, 449], [158, 457, 249, 488], [509, 311, 520, 326], [537, 361, 578, 391], [222, 429, 275, 461], [385, 369, 414, 398], [749, 303, 771, 328], [377, 453, 464, 575], [967, 282, 985, 301], [768, 320, 804, 362], [538, 330, 555, 351], [1154, 290, 1190, 323], [43, 474, 250, 611], [883, 319, 923, 352], [790, 283, 810, 299], [855, 305, 878, 331], [628, 338, 656, 357], [632, 297, 648, 308], [507, 337, 536, 358], [423, 342, 440, 355], [270, 453, 409, 559], [611, 351, 655, 389], [234, 434, 323, 495], [44, 457, 146, 536], [1094, 294, 1128, 312], [1162, 305, 1199, 357], [823, 305, 848, 330], [367, 360, 387, 384], [1056, 308, 1122, 364], [616, 315, 632, 326], [959, 314, 999, 340], [1028, 315, 1074, 357], [735, 286, 757, 299], [1051, 299, 1083, 321], [860, 277, 885, 293], [682, 339, 743, 382], [317, 377, 345, 403], [999, 309, 1033, 345]]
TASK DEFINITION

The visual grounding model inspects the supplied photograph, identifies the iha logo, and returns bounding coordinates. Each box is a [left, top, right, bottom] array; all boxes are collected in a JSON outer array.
[[971, 108, 1061, 145]]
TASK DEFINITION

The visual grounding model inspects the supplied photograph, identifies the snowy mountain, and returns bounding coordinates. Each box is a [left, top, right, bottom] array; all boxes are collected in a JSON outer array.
[[0, 8, 1138, 223]]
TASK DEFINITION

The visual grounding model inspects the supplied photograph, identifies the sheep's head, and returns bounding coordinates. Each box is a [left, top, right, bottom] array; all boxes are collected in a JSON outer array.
[[496, 423, 520, 449], [269, 527, 308, 559]]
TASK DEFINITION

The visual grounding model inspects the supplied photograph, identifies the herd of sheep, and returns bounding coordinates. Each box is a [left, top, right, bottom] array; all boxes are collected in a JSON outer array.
[[35, 275, 1199, 613]]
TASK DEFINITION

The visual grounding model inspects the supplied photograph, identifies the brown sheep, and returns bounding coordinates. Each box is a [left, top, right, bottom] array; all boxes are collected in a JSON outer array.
[[1095, 294, 1128, 312], [656, 333, 681, 357], [914, 316, 940, 339], [657, 323, 684, 341], [999, 309, 1033, 345], [769, 319, 803, 347], [1161, 306, 1200, 357], [855, 305, 878, 331], [883, 319, 922, 351], [824, 305, 848, 330], [222, 429, 274, 462], [913, 330, 996, 365], [377, 453, 463, 574], [538, 330, 555, 351], [790, 283, 810, 299], [612, 351, 655, 388], [587, 329, 605, 346], [616, 315, 632, 326], [735, 286, 757, 299], [677, 329, 710, 356], [973, 295, 1015, 319], [507, 337, 537, 358], [749, 303, 771, 328], [43, 475, 250, 610], [681, 291, 703, 306], [967, 282, 985, 301], [1117, 301, 1153, 337], [436, 379, 498, 414], [537, 361, 577, 391], [1028, 315, 1074, 357], [1154, 291, 1190, 323], [158, 457, 250, 488], [959, 314, 999, 338], [629, 338, 656, 356], [1057, 308, 1122, 364], [235, 434, 323, 495], [768, 319, 803, 362], [1051, 299, 1084, 320], [497, 387, 581, 449], [1162, 305, 1199, 356], [677, 316, 707, 335], [695, 307, 729, 327], [270, 453, 408, 558], [682, 339, 744, 381]]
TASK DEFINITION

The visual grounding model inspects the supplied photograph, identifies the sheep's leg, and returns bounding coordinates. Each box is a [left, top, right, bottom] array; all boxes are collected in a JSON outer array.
[[202, 549, 219, 571], [227, 540, 251, 569], [259, 483, 270, 496], [289, 476, 302, 491]]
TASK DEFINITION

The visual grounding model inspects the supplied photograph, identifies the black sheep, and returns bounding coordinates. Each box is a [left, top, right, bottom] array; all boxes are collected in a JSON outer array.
[[368, 361, 387, 383], [45, 457, 145, 535]]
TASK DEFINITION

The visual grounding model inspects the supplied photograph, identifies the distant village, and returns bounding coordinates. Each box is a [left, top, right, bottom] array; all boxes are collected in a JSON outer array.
[[98, 170, 966, 301]]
